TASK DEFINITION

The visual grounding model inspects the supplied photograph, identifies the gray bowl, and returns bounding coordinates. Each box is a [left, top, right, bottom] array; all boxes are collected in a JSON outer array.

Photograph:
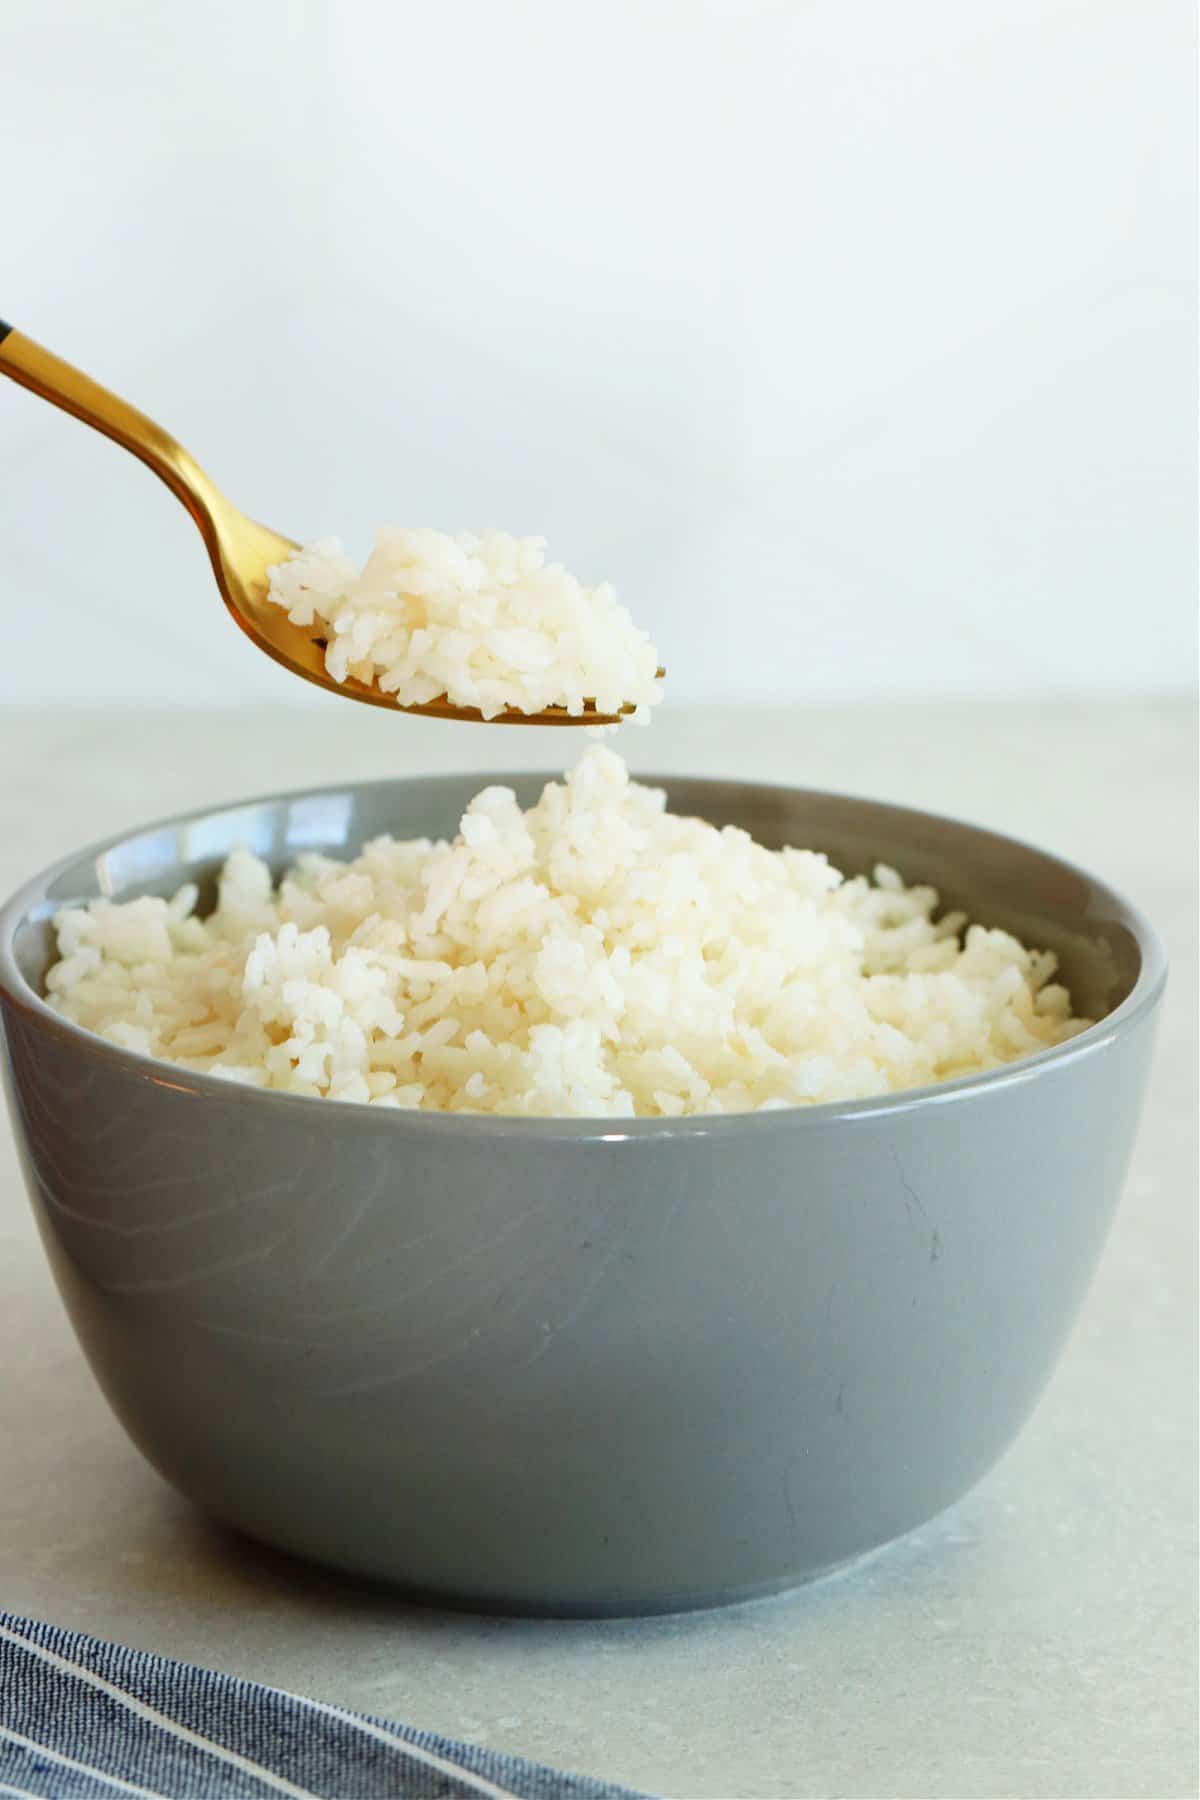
[[0, 773, 1165, 1617]]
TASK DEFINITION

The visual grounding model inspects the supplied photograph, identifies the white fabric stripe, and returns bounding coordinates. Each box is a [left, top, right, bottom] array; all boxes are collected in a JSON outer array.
[[0, 1726, 169, 1799], [0, 1626, 318, 1800], [273, 1691, 522, 1800], [0, 1782, 45, 1799]]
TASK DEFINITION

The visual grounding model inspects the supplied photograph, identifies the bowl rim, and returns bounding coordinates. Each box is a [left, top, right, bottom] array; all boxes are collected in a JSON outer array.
[[0, 769, 1169, 1142]]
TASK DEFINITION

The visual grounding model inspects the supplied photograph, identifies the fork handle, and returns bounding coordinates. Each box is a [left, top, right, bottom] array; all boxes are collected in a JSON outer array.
[[0, 318, 219, 537]]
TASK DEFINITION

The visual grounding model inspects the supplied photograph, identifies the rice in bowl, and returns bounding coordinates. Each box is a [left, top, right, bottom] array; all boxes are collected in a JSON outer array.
[[45, 748, 1090, 1117]]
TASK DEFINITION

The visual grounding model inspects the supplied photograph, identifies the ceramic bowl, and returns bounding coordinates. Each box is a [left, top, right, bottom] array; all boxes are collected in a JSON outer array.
[[0, 773, 1165, 1615]]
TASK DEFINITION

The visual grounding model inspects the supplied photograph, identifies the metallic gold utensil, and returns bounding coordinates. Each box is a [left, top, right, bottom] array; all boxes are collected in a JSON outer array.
[[0, 320, 658, 725]]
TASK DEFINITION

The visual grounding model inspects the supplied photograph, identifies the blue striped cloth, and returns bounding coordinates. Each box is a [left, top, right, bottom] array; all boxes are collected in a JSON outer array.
[[0, 1613, 652, 1800]]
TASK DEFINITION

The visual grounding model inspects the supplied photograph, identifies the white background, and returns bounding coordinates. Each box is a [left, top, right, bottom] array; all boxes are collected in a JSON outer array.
[[1, 0, 1195, 709]]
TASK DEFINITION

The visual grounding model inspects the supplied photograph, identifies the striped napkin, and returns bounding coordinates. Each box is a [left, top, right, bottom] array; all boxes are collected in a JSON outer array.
[[0, 1613, 652, 1800]]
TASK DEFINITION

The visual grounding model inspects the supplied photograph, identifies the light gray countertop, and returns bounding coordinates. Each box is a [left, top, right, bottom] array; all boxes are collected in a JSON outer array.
[[0, 698, 1195, 1800]]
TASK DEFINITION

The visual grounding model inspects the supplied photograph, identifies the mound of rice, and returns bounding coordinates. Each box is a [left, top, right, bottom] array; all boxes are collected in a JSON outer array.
[[266, 529, 663, 720], [45, 749, 1089, 1117]]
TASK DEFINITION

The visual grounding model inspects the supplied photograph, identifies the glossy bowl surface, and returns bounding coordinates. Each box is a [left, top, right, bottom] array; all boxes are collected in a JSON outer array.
[[0, 773, 1165, 1615]]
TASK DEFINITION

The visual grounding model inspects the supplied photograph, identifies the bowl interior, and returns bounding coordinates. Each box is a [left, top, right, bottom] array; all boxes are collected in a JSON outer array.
[[8, 773, 1144, 1026]]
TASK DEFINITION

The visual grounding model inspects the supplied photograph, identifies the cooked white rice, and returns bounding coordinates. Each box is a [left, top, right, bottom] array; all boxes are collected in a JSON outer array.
[[266, 529, 663, 720], [45, 749, 1089, 1117]]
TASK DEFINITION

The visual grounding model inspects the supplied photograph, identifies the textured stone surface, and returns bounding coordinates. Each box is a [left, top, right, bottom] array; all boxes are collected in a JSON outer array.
[[0, 699, 1194, 1799]]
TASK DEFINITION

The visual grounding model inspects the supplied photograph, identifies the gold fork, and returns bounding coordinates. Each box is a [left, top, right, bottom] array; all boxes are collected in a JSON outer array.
[[0, 320, 655, 725]]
